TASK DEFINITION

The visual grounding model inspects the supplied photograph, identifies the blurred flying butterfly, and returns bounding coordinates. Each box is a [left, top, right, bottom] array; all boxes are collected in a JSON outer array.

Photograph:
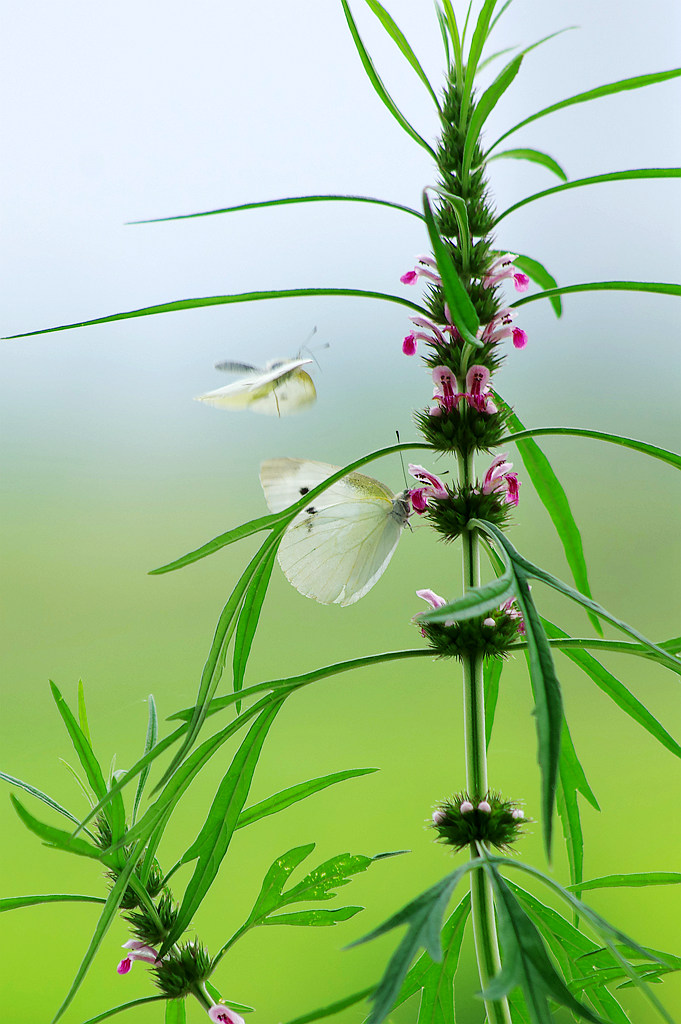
[[260, 458, 411, 606], [195, 356, 316, 416]]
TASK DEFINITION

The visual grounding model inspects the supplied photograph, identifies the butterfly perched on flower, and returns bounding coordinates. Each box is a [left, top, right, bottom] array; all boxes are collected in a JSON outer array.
[[260, 458, 411, 605]]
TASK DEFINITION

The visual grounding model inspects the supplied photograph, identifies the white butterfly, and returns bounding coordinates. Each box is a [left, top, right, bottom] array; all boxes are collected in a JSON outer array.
[[195, 357, 316, 416], [260, 458, 411, 606]]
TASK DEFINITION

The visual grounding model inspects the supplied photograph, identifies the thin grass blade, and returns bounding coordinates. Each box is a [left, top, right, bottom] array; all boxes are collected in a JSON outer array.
[[131, 695, 158, 826], [501, 425, 681, 471], [233, 543, 278, 705], [462, 55, 523, 178], [128, 193, 423, 225], [511, 279, 681, 311], [0, 893, 106, 912], [0, 770, 94, 836], [78, 997, 168, 1024], [511, 255, 561, 316], [490, 147, 567, 182], [364, 0, 441, 108]]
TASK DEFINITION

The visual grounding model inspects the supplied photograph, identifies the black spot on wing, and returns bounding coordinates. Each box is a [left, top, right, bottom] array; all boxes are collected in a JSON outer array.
[[299, 486, 309, 495]]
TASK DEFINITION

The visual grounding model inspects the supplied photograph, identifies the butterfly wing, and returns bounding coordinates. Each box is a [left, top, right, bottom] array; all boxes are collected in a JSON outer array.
[[196, 360, 315, 415], [260, 458, 409, 605]]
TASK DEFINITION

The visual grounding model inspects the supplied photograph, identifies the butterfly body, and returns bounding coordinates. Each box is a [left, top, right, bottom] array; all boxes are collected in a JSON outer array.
[[260, 458, 410, 606], [196, 358, 316, 416]]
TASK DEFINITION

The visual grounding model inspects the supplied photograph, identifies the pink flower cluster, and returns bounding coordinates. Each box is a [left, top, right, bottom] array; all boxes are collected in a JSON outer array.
[[482, 453, 520, 507], [481, 306, 527, 350], [116, 940, 160, 975], [482, 253, 530, 293], [429, 365, 497, 416], [407, 464, 448, 513], [400, 254, 442, 288]]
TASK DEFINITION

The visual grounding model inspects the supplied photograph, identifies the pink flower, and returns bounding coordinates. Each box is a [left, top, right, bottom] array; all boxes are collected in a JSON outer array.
[[408, 464, 448, 514], [481, 308, 528, 350], [482, 454, 521, 506], [400, 255, 442, 287], [501, 597, 525, 634], [464, 365, 497, 414], [208, 1006, 246, 1024], [483, 617, 496, 628], [402, 332, 418, 356], [116, 940, 161, 975], [415, 588, 447, 610], [431, 366, 457, 414], [512, 327, 527, 349], [483, 253, 530, 292]]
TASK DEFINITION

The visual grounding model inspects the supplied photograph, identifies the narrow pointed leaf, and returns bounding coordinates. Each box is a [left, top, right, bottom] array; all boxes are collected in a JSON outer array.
[[4, 289, 429, 340], [480, 27, 577, 75], [77, 680, 92, 745], [501, 425, 681, 471], [0, 770, 94, 836], [460, 0, 498, 124], [556, 719, 599, 890], [495, 401, 600, 633], [484, 657, 503, 748], [364, 0, 441, 108], [51, 840, 146, 1023], [10, 796, 112, 865], [281, 988, 375, 1024], [543, 619, 681, 758], [496, 168, 681, 222], [79, 997, 168, 1024], [0, 893, 106, 912], [128, 193, 423, 225], [131, 694, 158, 825], [422, 192, 481, 346], [233, 543, 278, 704], [489, 69, 681, 152], [440, 0, 462, 78], [340, 0, 437, 157], [418, 568, 515, 623], [490, 147, 567, 181], [159, 701, 284, 955], [263, 906, 363, 926], [435, 5, 451, 68], [511, 279, 681, 311], [237, 767, 378, 830], [476, 520, 681, 673], [463, 55, 523, 178], [568, 873, 681, 893], [511, 255, 561, 316]]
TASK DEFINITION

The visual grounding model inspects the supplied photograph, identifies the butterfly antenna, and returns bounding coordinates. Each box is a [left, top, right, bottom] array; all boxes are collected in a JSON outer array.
[[300, 327, 330, 370]]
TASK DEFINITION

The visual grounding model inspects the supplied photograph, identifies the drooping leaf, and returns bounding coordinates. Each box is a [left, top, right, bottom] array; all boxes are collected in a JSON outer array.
[[495, 401, 600, 633], [496, 168, 681, 222], [128, 193, 423, 225], [0, 893, 106, 912], [511, 255, 561, 316], [489, 147, 567, 182], [158, 699, 284, 956], [10, 796, 112, 866], [511, 279, 681, 312], [340, 0, 437, 157], [501, 424, 681, 471], [489, 69, 681, 152], [0, 770, 95, 837], [4, 288, 429, 341]]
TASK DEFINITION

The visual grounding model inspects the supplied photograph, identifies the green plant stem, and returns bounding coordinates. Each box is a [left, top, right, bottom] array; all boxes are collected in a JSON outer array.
[[458, 450, 511, 1024], [192, 982, 212, 1010]]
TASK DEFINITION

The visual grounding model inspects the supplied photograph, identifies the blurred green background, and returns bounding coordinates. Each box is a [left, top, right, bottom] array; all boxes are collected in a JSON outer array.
[[2, 1, 680, 1022]]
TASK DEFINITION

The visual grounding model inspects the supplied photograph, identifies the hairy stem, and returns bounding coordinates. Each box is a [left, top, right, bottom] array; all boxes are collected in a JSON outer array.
[[458, 450, 511, 1024]]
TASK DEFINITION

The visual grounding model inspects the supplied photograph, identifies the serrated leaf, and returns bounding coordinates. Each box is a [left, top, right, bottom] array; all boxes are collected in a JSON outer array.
[[263, 906, 363, 926], [490, 147, 568, 182], [0, 893, 106, 912], [159, 700, 284, 955], [494, 400, 600, 633]]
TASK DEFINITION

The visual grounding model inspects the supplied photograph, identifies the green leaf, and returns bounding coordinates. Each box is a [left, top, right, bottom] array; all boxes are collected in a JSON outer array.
[[0, 893, 106, 912], [496, 168, 681, 222], [10, 795, 112, 866], [484, 657, 503, 749], [0, 770, 96, 837], [501, 425, 681, 472], [165, 1001, 186, 1024], [479, 27, 577, 75], [511, 279, 681, 311], [128, 193, 424, 225], [150, 440, 432, 574], [440, 0, 462, 82], [49, 682, 126, 853], [159, 533, 282, 787], [281, 987, 375, 1024], [422, 191, 481, 346], [418, 569, 515, 623], [495, 401, 600, 633], [205, 980, 255, 1013], [77, 680, 92, 745], [489, 68, 681, 152], [340, 0, 437, 157], [481, 857, 608, 1024], [263, 906, 363, 926], [556, 718, 599, 891], [511, 255, 561, 316], [131, 694, 158, 826], [462, 55, 523, 178], [568, 872, 681, 893], [363, 0, 441, 109], [159, 701, 284, 955], [169, 649, 432, 722], [393, 895, 471, 1024], [435, 5, 451, 69], [233, 543, 278, 705], [460, 0, 498, 126], [237, 767, 378, 830], [4, 288, 429, 341], [78, 997, 168, 1024], [543, 619, 681, 759], [490, 147, 567, 182], [476, 519, 681, 674], [353, 862, 478, 1024], [51, 839, 147, 1022]]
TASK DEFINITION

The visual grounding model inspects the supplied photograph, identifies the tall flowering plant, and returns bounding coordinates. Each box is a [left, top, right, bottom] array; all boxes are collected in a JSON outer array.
[[4, 2, 681, 1023]]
